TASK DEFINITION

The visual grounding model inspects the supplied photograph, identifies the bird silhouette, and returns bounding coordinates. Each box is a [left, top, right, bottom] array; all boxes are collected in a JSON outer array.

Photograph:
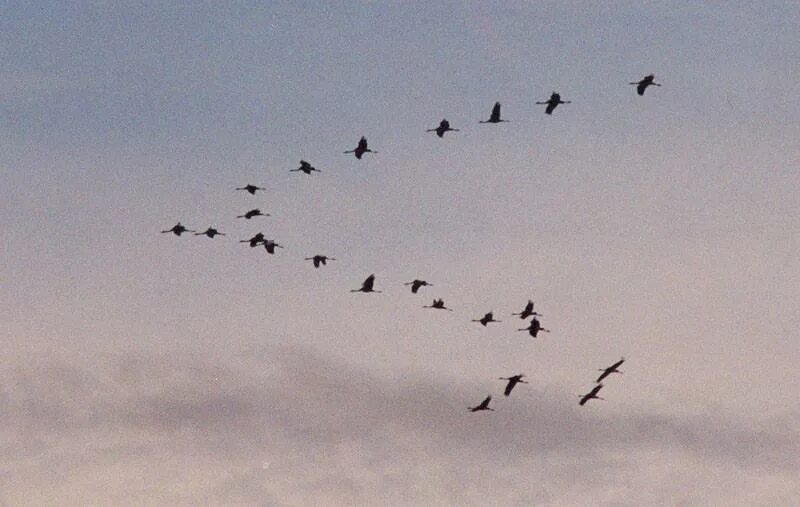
[[518, 317, 550, 338], [579, 384, 604, 406], [472, 312, 501, 326], [427, 119, 459, 138], [499, 374, 528, 396], [161, 222, 195, 236], [479, 102, 507, 124], [404, 279, 432, 294], [236, 184, 265, 195], [240, 233, 265, 247], [194, 227, 225, 238], [262, 239, 283, 254], [305, 255, 335, 268], [351, 274, 381, 293], [290, 160, 321, 175], [423, 299, 452, 311], [512, 300, 542, 319], [536, 92, 571, 115], [344, 136, 376, 159], [630, 74, 660, 96], [596, 358, 625, 383], [468, 395, 495, 412], [237, 209, 270, 219]]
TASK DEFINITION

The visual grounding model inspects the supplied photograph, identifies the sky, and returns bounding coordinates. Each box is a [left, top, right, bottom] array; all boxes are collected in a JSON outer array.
[[1, 1, 799, 505]]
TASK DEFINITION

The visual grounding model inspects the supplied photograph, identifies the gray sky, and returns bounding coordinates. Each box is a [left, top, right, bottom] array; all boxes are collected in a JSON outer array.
[[2, 2, 799, 505]]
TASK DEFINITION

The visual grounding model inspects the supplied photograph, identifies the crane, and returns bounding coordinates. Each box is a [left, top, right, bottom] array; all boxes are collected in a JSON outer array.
[[305, 255, 335, 268], [512, 300, 542, 319], [404, 279, 432, 294], [630, 74, 660, 96], [236, 184, 265, 195], [596, 358, 625, 383], [499, 374, 528, 396], [237, 209, 270, 219], [424, 299, 452, 311], [472, 312, 501, 326], [479, 102, 507, 124], [240, 233, 265, 247], [344, 137, 377, 159], [351, 274, 381, 293], [290, 160, 321, 175], [161, 222, 195, 236], [194, 227, 225, 238], [427, 119, 459, 138], [262, 239, 283, 254], [518, 317, 550, 338], [468, 395, 494, 412], [536, 92, 571, 115], [579, 384, 604, 406]]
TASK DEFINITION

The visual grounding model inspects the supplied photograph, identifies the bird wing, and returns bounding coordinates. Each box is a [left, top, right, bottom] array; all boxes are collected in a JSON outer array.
[[637, 83, 647, 95], [610, 358, 625, 370], [479, 395, 492, 408], [313, 257, 321, 268], [358, 137, 368, 150], [490, 102, 501, 122], [504, 380, 515, 396], [362, 275, 375, 290]]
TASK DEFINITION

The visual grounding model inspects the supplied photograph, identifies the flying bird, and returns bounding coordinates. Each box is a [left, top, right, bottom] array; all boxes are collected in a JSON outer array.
[[479, 102, 507, 124], [536, 92, 571, 115], [161, 222, 195, 236], [499, 374, 528, 396], [579, 384, 604, 406], [305, 255, 335, 268], [344, 136, 377, 159], [596, 358, 625, 383], [518, 317, 550, 338], [351, 274, 381, 293], [630, 74, 661, 96], [262, 239, 283, 254], [468, 395, 495, 412], [424, 299, 452, 311], [236, 184, 265, 195], [290, 160, 321, 175], [404, 279, 432, 294], [237, 209, 270, 219], [240, 233, 265, 247], [512, 300, 542, 319], [472, 312, 501, 326], [194, 227, 225, 238], [427, 119, 459, 138]]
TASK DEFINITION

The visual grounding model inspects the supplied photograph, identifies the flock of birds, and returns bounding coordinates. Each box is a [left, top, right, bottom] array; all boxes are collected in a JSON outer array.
[[161, 74, 662, 413]]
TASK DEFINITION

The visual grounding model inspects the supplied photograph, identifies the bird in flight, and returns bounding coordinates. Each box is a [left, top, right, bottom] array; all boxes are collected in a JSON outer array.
[[512, 300, 542, 319], [630, 74, 660, 96], [479, 102, 507, 124], [424, 299, 452, 311], [536, 92, 571, 115], [161, 222, 195, 236], [404, 279, 432, 294], [427, 119, 459, 138], [195, 227, 225, 238], [305, 255, 335, 268], [351, 274, 381, 293], [499, 374, 528, 396], [240, 232, 265, 247], [518, 317, 550, 338], [596, 358, 625, 383], [262, 239, 283, 254], [468, 395, 495, 412], [579, 384, 604, 406], [472, 312, 501, 326], [236, 184, 265, 195], [344, 136, 377, 159], [290, 160, 321, 175], [237, 209, 270, 219]]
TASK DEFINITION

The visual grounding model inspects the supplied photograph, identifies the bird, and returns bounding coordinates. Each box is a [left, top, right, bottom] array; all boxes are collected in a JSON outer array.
[[424, 299, 452, 311], [240, 233, 265, 247], [499, 374, 528, 396], [305, 255, 335, 268], [596, 358, 625, 383], [290, 160, 321, 175], [351, 274, 381, 293], [479, 102, 507, 124], [161, 222, 195, 236], [468, 395, 495, 412], [262, 239, 283, 254], [344, 136, 377, 159], [579, 384, 604, 406], [237, 209, 270, 219], [630, 74, 660, 96], [472, 311, 501, 326], [404, 279, 432, 294], [427, 119, 459, 138], [512, 300, 542, 319], [536, 92, 571, 115], [236, 184, 265, 195], [194, 227, 225, 238], [518, 317, 550, 338]]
